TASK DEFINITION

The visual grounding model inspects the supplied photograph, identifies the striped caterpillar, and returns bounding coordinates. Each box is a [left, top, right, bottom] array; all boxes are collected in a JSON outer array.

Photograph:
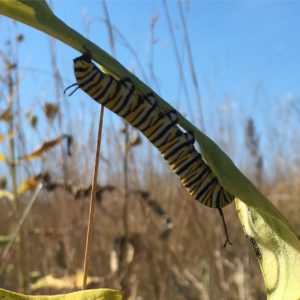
[[67, 55, 234, 246]]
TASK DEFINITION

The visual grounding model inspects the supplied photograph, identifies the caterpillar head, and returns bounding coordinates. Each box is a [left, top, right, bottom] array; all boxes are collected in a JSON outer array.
[[74, 55, 94, 76]]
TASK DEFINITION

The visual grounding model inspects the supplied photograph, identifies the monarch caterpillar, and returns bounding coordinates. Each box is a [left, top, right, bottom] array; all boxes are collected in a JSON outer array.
[[67, 55, 234, 245]]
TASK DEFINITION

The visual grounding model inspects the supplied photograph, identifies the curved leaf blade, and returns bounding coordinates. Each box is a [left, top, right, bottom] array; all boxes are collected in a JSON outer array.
[[192, 129, 300, 299], [236, 200, 300, 300]]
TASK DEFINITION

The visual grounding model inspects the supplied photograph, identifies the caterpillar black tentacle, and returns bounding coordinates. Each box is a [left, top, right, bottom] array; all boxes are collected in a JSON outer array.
[[71, 55, 235, 245], [63, 83, 79, 96]]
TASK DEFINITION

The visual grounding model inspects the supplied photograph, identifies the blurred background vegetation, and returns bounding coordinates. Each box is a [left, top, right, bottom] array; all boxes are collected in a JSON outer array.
[[0, 1, 299, 299]]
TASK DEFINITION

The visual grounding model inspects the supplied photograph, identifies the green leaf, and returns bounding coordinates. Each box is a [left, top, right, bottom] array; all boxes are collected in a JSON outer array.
[[0, 288, 124, 300], [1, 1, 299, 299], [191, 129, 300, 299], [0, 235, 11, 247]]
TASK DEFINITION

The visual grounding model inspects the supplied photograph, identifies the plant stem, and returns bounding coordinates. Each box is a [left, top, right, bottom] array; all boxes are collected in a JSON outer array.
[[123, 123, 130, 238], [82, 105, 104, 290], [7, 65, 28, 292]]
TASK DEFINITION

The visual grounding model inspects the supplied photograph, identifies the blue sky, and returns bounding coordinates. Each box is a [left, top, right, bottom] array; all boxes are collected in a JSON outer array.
[[0, 0, 300, 176]]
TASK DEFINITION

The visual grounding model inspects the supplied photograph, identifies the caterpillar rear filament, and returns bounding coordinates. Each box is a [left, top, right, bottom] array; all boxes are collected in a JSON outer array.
[[67, 55, 234, 246]]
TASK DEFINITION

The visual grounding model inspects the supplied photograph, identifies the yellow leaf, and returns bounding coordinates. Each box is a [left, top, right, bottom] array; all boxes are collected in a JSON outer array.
[[0, 287, 124, 300], [19, 135, 69, 161], [18, 177, 39, 194], [0, 153, 5, 161], [30, 270, 93, 290], [0, 189, 14, 201]]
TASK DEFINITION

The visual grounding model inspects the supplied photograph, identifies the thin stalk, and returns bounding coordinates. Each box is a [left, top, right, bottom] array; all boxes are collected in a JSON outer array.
[[148, 12, 160, 93], [120, 123, 131, 300], [122, 123, 130, 238], [162, 0, 194, 122], [6, 61, 28, 292], [101, 5, 131, 295], [102, 0, 115, 56], [82, 105, 105, 290], [48, 37, 68, 179], [177, 0, 205, 131], [1, 183, 42, 267]]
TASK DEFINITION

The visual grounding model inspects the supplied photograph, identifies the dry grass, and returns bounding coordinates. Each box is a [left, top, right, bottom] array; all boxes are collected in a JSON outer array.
[[1, 158, 299, 299]]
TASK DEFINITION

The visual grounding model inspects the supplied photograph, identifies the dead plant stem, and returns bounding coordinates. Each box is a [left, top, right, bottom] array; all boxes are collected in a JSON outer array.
[[82, 105, 105, 290]]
